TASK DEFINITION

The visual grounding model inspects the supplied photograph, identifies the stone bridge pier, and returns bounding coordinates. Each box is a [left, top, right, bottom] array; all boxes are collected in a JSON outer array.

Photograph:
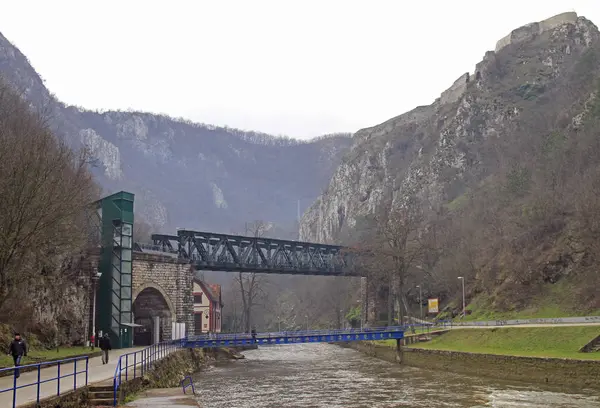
[[131, 253, 194, 344]]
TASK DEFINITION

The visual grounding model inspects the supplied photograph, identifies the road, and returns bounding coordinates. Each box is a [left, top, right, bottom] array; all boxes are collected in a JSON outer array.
[[0, 346, 146, 408]]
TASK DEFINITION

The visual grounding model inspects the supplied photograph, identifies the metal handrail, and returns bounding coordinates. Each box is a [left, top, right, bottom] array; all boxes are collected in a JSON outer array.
[[180, 375, 196, 395], [0, 355, 89, 408], [185, 324, 446, 341], [112, 340, 182, 406]]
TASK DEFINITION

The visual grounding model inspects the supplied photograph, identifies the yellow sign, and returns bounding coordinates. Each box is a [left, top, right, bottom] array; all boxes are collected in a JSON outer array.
[[428, 298, 439, 314]]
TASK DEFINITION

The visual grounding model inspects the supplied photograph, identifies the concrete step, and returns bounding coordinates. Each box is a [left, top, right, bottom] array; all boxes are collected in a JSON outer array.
[[89, 398, 115, 406], [89, 385, 114, 392], [88, 398, 114, 406], [89, 391, 114, 399]]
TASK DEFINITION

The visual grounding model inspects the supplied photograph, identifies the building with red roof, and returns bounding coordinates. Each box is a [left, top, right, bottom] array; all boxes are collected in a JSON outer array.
[[192, 278, 224, 334]]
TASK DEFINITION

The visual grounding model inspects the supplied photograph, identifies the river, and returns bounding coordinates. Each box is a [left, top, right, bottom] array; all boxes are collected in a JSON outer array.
[[193, 344, 599, 408]]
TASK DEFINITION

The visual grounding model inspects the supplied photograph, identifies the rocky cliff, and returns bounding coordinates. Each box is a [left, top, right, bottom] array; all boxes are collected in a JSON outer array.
[[0, 32, 351, 233], [300, 12, 600, 314], [300, 12, 597, 243]]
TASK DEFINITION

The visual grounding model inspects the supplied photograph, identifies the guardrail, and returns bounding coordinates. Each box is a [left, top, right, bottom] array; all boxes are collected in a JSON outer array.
[[112, 340, 182, 406], [0, 355, 89, 408], [186, 326, 406, 341], [449, 316, 600, 327]]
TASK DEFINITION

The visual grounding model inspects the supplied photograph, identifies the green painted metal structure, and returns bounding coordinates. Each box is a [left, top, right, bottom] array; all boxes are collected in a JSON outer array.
[[94, 191, 135, 349]]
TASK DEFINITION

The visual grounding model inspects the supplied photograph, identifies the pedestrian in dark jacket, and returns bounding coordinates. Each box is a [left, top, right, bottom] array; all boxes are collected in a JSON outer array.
[[7, 333, 27, 378], [99, 333, 112, 365]]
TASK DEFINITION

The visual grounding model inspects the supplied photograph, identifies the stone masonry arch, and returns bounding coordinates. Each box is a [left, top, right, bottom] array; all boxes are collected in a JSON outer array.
[[132, 282, 176, 316], [132, 252, 194, 344]]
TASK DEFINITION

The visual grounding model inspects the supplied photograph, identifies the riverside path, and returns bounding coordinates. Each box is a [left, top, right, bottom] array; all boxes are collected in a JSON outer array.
[[0, 347, 145, 408]]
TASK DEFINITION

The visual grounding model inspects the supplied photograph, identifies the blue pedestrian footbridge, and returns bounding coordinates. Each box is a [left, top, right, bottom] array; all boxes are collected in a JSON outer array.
[[182, 326, 405, 348]]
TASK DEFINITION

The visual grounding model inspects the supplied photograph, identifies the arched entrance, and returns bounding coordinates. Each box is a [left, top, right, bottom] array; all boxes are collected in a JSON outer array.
[[132, 284, 175, 346]]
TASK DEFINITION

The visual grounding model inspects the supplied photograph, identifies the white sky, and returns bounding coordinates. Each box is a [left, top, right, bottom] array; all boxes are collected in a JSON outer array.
[[0, 0, 598, 139]]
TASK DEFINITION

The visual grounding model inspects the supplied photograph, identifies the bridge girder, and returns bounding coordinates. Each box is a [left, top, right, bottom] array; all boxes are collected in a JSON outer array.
[[150, 230, 359, 276]]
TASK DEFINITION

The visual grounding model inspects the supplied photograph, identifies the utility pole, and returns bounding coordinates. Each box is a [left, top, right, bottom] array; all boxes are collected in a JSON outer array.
[[416, 285, 423, 320], [458, 277, 465, 317]]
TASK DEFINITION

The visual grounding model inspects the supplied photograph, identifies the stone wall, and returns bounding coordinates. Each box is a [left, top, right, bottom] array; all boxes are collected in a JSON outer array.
[[132, 252, 194, 338], [439, 72, 470, 105], [495, 12, 578, 52]]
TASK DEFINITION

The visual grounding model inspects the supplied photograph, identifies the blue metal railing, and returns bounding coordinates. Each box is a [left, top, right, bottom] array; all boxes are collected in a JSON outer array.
[[112, 340, 182, 406], [0, 355, 89, 408], [185, 323, 449, 342], [180, 375, 196, 395]]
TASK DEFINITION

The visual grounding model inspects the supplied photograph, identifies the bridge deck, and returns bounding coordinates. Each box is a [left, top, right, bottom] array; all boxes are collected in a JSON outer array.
[[183, 327, 404, 348]]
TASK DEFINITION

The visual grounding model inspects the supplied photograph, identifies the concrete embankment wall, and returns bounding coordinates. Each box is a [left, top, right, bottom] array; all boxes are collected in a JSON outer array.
[[341, 342, 600, 390]]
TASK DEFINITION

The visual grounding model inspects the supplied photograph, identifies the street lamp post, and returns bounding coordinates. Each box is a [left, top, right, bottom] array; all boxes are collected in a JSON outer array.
[[277, 316, 281, 333], [339, 309, 343, 329], [91, 267, 102, 349], [458, 277, 465, 317], [416, 285, 423, 320], [305, 315, 309, 331]]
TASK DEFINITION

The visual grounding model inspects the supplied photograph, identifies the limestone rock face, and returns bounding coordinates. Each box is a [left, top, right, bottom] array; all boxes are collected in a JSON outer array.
[[0, 32, 352, 232], [300, 13, 600, 243]]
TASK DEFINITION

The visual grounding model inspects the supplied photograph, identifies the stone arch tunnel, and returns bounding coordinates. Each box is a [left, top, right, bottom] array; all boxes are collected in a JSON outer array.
[[130, 252, 194, 345]]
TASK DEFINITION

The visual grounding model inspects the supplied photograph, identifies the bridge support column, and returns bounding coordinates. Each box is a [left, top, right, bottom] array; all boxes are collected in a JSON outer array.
[[395, 338, 403, 364]]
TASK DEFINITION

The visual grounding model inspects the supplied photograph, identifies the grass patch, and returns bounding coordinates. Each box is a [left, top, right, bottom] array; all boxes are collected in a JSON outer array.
[[372, 328, 448, 348], [457, 282, 600, 322], [122, 392, 139, 404], [0, 347, 96, 368], [411, 327, 600, 359]]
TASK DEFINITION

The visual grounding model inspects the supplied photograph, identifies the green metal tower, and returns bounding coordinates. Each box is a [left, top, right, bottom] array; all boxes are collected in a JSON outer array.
[[94, 191, 135, 349]]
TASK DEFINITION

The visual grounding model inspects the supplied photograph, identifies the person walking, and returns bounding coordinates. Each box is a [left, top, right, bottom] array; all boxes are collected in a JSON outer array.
[[7, 333, 27, 378], [99, 333, 111, 365]]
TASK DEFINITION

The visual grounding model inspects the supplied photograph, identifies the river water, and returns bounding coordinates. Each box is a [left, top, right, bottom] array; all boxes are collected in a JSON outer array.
[[193, 344, 599, 408]]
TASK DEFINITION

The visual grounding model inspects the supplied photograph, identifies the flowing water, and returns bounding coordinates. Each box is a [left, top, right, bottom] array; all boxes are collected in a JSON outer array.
[[193, 344, 600, 408]]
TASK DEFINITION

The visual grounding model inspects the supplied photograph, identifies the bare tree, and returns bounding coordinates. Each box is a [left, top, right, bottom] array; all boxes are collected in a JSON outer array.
[[133, 217, 154, 244], [358, 196, 426, 326], [235, 220, 270, 332], [0, 80, 97, 315]]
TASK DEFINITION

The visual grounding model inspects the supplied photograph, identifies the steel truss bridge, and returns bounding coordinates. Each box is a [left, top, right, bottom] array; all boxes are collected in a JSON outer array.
[[182, 326, 404, 348], [144, 229, 359, 276]]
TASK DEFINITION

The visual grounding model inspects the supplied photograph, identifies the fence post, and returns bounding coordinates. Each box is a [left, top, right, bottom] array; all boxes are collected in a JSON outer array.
[[12, 369, 17, 408], [113, 376, 117, 406], [74, 359, 77, 390], [85, 357, 89, 386], [125, 354, 129, 381], [37, 364, 41, 405], [134, 352, 137, 378], [57, 362, 61, 396]]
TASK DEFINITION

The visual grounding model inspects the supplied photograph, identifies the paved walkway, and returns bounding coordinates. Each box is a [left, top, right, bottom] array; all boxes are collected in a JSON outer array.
[[0, 347, 146, 408], [124, 388, 200, 407]]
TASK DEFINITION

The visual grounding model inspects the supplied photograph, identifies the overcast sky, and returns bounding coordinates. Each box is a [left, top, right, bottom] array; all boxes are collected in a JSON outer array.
[[0, 0, 598, 139]]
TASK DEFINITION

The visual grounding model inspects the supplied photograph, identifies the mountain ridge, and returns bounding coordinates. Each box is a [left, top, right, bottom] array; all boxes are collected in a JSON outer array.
[[0, 31, 352, 234]]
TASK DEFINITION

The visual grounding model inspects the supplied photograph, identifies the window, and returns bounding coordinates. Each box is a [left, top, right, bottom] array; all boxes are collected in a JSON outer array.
[[194, 293, 203, 304]]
